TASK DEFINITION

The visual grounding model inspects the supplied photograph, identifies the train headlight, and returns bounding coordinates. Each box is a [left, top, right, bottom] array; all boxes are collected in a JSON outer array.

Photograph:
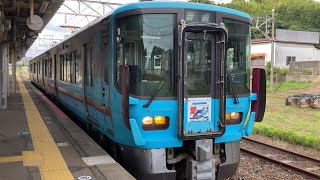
[[225, 112, 242, 125], [154, 116, 166, 125], [142, 116, 153, 125], [142, 116, 170, 130]]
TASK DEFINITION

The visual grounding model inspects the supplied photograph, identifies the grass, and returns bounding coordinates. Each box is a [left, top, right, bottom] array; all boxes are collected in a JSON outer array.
[[255, 81, 320, 150], [266, 80, 313, 91], [254, 124, 320, 149]]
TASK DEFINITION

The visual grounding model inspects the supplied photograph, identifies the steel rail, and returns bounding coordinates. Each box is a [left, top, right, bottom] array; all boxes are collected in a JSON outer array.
[[242, 137, 320, 163], [240, 147, 320, 180]]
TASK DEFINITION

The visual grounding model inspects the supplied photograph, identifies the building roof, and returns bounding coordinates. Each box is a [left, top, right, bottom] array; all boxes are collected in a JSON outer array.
[[252, 29, 320, 45]]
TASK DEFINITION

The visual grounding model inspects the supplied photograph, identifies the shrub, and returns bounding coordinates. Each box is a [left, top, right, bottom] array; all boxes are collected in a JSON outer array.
[[266, 61, 271, 75], [274, 67, 289, 75]]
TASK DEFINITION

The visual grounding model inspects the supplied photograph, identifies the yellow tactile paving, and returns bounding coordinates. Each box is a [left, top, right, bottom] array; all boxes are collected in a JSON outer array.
[[0, 156, 23, 163], [22, 151, 43, 166], [16, 75, 74, 180]]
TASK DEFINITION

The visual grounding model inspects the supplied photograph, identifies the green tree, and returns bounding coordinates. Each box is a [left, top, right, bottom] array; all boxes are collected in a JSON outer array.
[[220, 0, 320, 39], [188, 0, 213, 4]]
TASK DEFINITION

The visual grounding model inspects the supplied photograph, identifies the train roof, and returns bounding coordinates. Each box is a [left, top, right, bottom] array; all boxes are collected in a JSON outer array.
[[114, 1, 251, 20], [30, 1, 250, 61]]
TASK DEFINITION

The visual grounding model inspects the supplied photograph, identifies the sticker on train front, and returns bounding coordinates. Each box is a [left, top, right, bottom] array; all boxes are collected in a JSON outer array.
[[187, 98, 211, 122], [184, 98, 216, 135]]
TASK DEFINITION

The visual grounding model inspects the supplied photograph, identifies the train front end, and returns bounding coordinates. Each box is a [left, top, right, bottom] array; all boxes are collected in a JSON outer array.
[[113, 2, 266, 179]]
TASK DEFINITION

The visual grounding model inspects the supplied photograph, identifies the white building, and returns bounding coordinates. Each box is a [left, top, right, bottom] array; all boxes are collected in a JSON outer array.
[[251, 29, 320, 68]]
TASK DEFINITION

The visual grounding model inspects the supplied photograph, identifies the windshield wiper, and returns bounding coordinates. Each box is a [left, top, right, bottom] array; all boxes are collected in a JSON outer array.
[[143, 71, 171, 108], [227, 66, 239, 104]]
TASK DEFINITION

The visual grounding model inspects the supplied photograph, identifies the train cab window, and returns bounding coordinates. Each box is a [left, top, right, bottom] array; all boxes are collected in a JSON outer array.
[[224, 18, 250, 95], [185, 37, 212, 95], [116, 14, 175, 97]]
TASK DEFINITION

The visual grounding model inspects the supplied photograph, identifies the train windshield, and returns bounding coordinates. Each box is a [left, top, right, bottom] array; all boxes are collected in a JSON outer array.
[[224, 19, 250, 95], [185, 37, 212, 96], [116, 14, 175, 97]]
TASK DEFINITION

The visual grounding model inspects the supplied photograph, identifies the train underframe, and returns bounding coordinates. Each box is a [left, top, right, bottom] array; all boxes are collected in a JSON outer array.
[[119, 140, 240, 180]]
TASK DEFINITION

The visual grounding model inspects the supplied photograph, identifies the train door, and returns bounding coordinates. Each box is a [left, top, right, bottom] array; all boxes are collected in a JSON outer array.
[[178, 25, 226, 139], [84, 44, 98, 126], [102, 38, 113, 133], [100, 18, 113, 134]]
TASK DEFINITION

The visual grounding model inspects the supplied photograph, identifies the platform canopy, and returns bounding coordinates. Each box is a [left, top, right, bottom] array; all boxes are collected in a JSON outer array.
[[0, 0, 64, 58]]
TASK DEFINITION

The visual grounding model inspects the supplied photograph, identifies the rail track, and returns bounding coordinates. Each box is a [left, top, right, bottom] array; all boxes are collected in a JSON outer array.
[[240, 137, 320, 179]]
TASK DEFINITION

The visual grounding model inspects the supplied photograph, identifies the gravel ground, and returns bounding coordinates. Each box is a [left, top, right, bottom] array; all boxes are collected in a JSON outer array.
[[228, 152, 306, 180], [227, 134, 320, 179], [241, 138, 320, 175], [250, 134, 320, 159]]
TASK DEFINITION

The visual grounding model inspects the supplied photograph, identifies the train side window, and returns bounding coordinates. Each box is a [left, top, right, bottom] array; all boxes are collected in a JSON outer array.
[[89, 46, 94, 86], [64, 54, 68, 81], [69, 52, 74, 83], [49, 58, 52, 78], [45, 59, 48, 77], [101, 17, 110, 84], [44, 60, 46, 77], [75, 51, 81, 84], [40, 61, 42, 75], [103, 42, 109, 84], [60, 55, 64, 81], [84, 44, 92, 86], [66, 52, 71, 82]]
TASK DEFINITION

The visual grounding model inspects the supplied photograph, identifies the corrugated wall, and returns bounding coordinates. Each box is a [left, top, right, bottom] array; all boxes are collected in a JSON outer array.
[[275, 42, 320, 67]]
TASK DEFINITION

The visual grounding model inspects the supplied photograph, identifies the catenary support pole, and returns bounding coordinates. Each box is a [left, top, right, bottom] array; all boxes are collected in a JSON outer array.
[[270, 9, 275, 91]]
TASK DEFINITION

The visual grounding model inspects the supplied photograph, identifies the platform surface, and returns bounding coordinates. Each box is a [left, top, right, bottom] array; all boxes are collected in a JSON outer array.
[[0, 74, 135, 180]]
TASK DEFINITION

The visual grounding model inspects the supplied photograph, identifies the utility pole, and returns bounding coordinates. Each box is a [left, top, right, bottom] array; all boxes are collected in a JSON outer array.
[[270, 9, 275, 91]]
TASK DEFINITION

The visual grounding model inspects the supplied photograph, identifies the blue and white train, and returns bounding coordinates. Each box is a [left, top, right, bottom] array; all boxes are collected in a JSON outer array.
[[29, 1, 266, 179]]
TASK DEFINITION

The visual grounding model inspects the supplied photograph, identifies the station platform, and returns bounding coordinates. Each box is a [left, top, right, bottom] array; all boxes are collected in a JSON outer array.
[[0, 74, 135, 180]]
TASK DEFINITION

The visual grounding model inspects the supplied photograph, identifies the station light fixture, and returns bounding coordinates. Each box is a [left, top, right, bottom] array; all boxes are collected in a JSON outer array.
[[39, 1, 50, 13]]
